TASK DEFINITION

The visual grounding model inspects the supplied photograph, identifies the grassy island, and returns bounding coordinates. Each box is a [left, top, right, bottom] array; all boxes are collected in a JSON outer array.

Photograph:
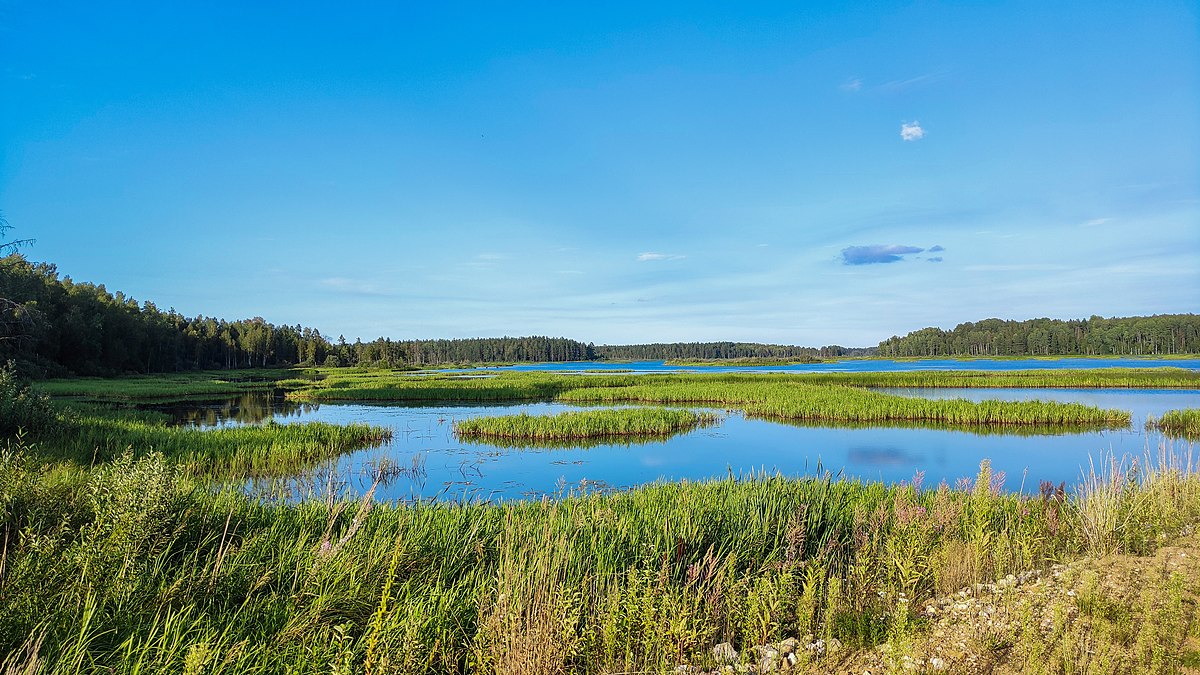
[[453, 407, 718, 442]]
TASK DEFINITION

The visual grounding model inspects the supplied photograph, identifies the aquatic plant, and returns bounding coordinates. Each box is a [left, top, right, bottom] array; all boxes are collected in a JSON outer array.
[[453, 408, 717, 441]]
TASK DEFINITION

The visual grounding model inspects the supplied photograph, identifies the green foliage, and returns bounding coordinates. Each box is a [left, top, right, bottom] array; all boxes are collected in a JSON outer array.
[[557, 378, 1131, 429], [877, 314, 1200, 357], [0, 361, 55, 435], [453, 408, 717, 441], [1145, 408, 1200, 439], [39, 409, 391, 478], [1, 441, 1195, 673]]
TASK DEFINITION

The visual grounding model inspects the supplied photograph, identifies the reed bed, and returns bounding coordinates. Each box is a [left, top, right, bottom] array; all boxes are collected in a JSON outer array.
[[1, 438, 1197, 674], [453, 408, 718, 441], [789, 367, 1200, 388], [35, 369, 300, 402], [41, 411, 391, 478], [1145, 408, 1200, 439], [558, 381, 1131, 429]]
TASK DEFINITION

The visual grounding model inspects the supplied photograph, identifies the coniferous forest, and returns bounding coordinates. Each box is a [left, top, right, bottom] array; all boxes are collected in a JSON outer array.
[[878, 316, 1200, 357], [2, 253, 1197, 376]]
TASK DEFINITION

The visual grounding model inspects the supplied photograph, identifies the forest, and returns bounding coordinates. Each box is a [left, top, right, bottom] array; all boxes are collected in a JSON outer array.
[[593, 341, 868, 360], [3, 252, 1197, 376], [878, 315, 1200, 357]]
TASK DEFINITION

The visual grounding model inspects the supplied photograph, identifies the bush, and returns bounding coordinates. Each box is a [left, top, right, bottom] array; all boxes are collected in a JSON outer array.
[[0, 361, 54, 436]]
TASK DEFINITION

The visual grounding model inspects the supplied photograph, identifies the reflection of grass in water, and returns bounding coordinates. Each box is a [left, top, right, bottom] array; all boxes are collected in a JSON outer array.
[[457, 431, 686, 450], [760, 415, 1110, 437], [454, 408, 718, 445]]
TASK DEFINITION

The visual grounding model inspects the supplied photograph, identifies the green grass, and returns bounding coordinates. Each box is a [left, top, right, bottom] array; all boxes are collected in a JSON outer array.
[[787, 367, 1200, 388], [558, 380, 1131, 429], [1145, 408, 1200, 439], [453, 408, 718, 441], [1, 438, 1197, 674], [37, 408, 391, 478], [34, 368, 306, 402]]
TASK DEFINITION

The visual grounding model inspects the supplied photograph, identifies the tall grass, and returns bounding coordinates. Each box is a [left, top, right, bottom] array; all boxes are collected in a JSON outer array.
[[453, 408, 717, 441], [39, 410, 391, 478], [559, 381, 1131, 429], [1145, 408, 1200, 439], [788, 367, 1200, 389], [34, 368, 305, 402], [3, 435, 1197, 674]]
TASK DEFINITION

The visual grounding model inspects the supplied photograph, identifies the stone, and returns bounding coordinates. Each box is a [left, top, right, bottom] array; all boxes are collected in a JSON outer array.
[[712, 642, 739, 664]]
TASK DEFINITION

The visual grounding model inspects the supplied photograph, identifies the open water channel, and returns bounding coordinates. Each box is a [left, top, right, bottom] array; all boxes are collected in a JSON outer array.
[[157, 358, 1200, 502]]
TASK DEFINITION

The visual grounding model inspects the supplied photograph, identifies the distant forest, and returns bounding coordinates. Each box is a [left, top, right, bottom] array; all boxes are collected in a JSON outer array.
[[2, 253, 1197, 376], [593, 342, 868, 360], [878, 315, 1200, 357]]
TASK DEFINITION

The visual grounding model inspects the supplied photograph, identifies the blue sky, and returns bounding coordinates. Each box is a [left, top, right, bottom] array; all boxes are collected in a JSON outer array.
[[2, 1, 1197, 346]]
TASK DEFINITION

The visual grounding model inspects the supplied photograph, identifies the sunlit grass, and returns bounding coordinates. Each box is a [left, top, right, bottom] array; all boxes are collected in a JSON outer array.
[[1145, 408, 1200, 439], [453, 408, 718, 441]]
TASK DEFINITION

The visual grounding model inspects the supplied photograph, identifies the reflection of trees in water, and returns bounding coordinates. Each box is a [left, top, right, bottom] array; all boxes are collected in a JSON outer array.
[[155, 390, 318, 427]]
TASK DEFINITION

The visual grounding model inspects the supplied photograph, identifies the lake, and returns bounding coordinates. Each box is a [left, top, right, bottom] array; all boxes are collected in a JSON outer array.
[[161, 382, 1199, 503]]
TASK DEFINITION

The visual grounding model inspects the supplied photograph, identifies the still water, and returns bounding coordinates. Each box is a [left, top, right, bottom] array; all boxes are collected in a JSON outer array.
[[161, 386, 1199, 502], [494, 357, 1200, 374]]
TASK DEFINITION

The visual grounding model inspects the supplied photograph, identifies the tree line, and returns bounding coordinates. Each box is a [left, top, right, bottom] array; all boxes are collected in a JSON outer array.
[[593, 342, 871, 361], [876, 315, 1200, 357], [5, 252, 1197, 376], [0, 254, 596, 375]]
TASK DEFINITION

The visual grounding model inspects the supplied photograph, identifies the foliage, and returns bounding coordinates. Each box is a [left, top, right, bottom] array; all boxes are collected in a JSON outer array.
[[595, 341, 867, 360], [0, 438, 1196, 674], [878, 314, 1200, 357], [0, 361, 55, 435], [453, 408, 717, 441], [1145, 408, 1200, 439], [39, 409, 391, 478]]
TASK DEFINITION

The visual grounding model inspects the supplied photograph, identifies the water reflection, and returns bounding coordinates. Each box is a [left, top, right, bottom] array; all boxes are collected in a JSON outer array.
[[155, 390, 1198, 502], [150, 390, 317, 427]]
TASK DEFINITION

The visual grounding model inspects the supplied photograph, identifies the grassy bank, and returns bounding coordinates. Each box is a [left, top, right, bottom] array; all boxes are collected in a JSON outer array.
[[453, 408, 718, 442], [1, 438, 1197, 674], [34, 369, 306, 402]]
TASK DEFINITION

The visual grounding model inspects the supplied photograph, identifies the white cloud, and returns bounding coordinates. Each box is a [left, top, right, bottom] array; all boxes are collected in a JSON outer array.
[[900, 121, 925, 141], [840, 77, 863, 92], [637, 252, 685, 262], [1082, 218, 1112, 227]]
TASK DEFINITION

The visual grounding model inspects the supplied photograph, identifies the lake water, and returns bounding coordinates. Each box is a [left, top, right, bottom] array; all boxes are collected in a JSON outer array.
[[492, 357, 1200, 374], [164, 384, 1200, 503]]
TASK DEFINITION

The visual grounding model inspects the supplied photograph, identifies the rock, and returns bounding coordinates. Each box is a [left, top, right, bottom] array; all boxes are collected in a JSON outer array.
[[777, 637, 799, 654], [753, 646, 782, 672], [712, 642, 739, 664]]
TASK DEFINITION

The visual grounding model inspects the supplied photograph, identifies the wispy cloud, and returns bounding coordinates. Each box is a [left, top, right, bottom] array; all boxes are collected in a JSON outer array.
[[879, 73, 943, 94], [900, 121, 925, 141], [928, 244, 945, 252], [637, 252, 685, 262], [1082, 218, 1112, 227], [927, 257, 943, 263], [839, 77, 863, 92], [841, 245, 925, 265]]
